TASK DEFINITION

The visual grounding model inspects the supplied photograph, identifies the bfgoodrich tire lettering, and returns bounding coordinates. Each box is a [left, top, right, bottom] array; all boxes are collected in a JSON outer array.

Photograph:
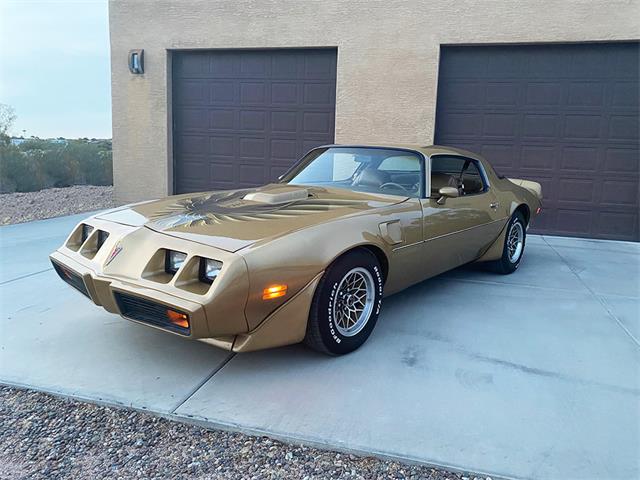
[[304, 249, 383, 355]]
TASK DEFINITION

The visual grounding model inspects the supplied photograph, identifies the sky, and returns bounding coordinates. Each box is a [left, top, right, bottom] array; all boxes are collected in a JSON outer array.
[[0, 0, 111, 139]]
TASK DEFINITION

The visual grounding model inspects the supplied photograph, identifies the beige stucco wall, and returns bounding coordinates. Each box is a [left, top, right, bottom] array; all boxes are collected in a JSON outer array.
[[109, 0, 640, 203]]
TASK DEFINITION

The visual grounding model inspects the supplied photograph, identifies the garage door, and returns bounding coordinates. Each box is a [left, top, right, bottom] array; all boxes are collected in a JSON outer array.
[[172, 49, 337, 193], [435, 43, 639, 241]]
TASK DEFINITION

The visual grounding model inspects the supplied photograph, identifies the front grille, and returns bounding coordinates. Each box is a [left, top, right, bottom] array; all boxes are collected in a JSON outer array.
[[113, 292, 191, 335], [51, 260, 90, 298]]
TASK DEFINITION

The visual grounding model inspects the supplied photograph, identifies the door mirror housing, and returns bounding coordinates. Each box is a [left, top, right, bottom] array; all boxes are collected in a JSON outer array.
[[436, 186, 459, 205]]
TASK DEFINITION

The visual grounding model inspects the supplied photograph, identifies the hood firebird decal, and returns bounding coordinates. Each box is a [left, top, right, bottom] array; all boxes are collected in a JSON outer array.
[[148, 189, 368, 229]]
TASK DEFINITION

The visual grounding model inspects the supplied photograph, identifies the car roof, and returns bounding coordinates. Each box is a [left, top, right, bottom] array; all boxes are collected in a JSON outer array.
[[318, 144, 484, 161]]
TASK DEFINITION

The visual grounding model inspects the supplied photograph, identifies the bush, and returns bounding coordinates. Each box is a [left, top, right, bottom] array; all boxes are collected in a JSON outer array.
[[0, 138, 112, 193]]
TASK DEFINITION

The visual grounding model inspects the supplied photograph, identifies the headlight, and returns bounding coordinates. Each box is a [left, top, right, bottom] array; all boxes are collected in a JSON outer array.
[[81, 224, 94, 242], [199, 258, 223, 284], [96, 230, 109, 249], [165, 250, 187, 274]]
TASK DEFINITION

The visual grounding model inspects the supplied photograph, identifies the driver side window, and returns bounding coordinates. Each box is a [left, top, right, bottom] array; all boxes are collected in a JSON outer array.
[[431, 155, 487, 197]]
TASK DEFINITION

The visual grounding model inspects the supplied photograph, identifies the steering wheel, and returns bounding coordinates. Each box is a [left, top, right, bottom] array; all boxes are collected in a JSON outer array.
[[379, 182, 409, 192]]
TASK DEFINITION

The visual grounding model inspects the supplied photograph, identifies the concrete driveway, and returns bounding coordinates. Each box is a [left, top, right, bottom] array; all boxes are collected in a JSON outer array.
[[1, 214, 638, 480]]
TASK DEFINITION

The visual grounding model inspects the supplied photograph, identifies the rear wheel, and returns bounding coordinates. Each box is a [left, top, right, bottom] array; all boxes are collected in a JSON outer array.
[[491, 211, 526, 274], [304, 249, 383, 355]]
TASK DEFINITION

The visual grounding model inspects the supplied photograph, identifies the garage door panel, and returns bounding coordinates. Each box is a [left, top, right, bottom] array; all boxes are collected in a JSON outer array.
[[482, 113, 518, 138], [556, 208, 594, 235], [525, 82, 562, 106], [560, 146, 599, 172], [612, 81, 639, 107], [521, 114, 558, 140], [486, 82, 519, 106], [601, 180, 639, 206], [568, 82, 605, 107], [304, 55, 337, 79], [238, 110, 266, 132], [271, 54, 300, 79], [521, 145, 557, 171], [208, 162, 235, 183], [609, 115, 639, 141], [564, 114, 602, 140], [439, 81, 484, 106], [271, 83, 298, 104], [303, 83, 334, 105], [210, 82, 238, 104], [175, 135, 207, 154], [173, 49, 336, 194], [435, 43, 639, 241], [605, 148, 640, 174], [596, 211, 639, 240], [303, 112, 332, 134]]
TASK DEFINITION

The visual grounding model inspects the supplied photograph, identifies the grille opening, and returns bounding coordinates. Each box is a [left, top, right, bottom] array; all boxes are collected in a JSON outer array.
[[51, 260, 90, 298], [114, 292, 191, 335]]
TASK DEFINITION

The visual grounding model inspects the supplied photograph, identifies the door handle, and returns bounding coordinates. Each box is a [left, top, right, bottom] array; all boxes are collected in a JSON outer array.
[[490, 202, 500, 209]]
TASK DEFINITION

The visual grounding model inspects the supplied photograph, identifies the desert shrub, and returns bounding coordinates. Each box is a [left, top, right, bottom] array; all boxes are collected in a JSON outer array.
[[0, 143, 43, 192], [0, 138, 113, 193]]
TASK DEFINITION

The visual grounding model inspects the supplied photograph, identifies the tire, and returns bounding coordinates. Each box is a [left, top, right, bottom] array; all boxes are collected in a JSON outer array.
[[304, 249, 384, 355], [490, 211, 527, 274]]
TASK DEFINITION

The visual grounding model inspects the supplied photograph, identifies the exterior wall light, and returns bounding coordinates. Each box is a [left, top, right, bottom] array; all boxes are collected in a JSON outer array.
[[128, 49, 144, 74]]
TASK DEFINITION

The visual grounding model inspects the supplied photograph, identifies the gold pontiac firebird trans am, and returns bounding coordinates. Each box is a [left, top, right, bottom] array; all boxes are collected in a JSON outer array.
[[51, 145, 542, 355]]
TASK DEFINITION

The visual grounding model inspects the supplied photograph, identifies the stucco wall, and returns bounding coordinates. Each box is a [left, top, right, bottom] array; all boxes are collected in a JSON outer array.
[[109, 0, 640, 203]]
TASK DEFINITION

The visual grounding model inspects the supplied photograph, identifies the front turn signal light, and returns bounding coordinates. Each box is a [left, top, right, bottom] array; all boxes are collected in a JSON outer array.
[[263, 284, 287, 300], [166, 309, 189, 329]]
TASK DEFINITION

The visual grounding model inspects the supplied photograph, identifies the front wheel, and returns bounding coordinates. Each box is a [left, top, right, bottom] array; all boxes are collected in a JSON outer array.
[[491, 211, 526, 274], [304, 249, 383, 355]]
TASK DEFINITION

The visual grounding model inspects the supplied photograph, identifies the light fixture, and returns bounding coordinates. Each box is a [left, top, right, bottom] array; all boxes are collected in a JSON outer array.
[[199, 258, 223, 284], [128, 49, 144, 74], [165, 250, 187, 274], [263, 284, 288, 300], [81, 224, 94, 242], [96, 230, 109, 250], [166, 309, 189, 330]]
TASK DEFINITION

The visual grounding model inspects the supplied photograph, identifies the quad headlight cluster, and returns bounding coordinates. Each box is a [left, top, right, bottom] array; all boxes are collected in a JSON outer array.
[[80, 223, 109, 250], [164, 250, 223, 285]]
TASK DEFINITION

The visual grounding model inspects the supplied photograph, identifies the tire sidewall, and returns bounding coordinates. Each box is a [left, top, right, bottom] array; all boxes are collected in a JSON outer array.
[[317, 250, 383, 354], [503, 212, 526, 272]]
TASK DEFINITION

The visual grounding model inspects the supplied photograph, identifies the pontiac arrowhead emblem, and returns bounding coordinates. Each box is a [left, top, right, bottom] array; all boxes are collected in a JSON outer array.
[[105, 241, 123, 266]]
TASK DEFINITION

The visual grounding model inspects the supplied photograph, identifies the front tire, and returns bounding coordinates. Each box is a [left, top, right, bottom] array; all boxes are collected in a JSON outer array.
[[491, 211, 526, 274], [304, 249, 383, 355]]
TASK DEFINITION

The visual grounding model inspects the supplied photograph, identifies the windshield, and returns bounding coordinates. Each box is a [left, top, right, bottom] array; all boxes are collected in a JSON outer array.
[[283, 147, 423, 197]]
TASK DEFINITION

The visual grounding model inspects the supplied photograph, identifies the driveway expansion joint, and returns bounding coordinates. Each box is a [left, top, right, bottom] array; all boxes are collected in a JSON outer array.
[[169, 352, 236, 414], [542, 236, 640, 349], [0, 267, 52, 286]]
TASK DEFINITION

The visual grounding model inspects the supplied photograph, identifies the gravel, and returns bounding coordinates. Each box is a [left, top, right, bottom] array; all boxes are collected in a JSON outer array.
[[0, 185, 116, 225], [0, 386, 487, 480]]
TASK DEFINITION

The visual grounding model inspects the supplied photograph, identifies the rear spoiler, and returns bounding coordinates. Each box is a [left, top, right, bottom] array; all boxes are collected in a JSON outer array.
[[508, 178, 542, 200]]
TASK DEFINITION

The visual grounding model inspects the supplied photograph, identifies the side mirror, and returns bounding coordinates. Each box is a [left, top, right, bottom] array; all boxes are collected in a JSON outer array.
[[436, 186, 459, 205]]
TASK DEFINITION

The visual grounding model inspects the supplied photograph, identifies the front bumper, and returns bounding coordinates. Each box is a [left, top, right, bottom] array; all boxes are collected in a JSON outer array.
[[50, 251, 211, 338], [49, 217, 323, 353]]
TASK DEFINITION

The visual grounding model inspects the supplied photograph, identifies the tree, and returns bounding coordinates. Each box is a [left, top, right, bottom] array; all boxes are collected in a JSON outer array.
[[0, 104, 17, 137]]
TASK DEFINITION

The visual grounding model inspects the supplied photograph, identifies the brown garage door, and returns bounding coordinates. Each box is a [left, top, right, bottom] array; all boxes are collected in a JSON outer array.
[[172, 49, 337, 193], [435, 43, 639, 241]]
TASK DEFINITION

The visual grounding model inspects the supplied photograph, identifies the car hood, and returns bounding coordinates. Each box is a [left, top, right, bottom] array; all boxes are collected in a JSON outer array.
[[95, 184, 407, 252]]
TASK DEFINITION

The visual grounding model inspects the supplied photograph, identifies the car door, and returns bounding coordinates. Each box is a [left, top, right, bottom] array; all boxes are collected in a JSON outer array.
[[419, 154, 505, 277]]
